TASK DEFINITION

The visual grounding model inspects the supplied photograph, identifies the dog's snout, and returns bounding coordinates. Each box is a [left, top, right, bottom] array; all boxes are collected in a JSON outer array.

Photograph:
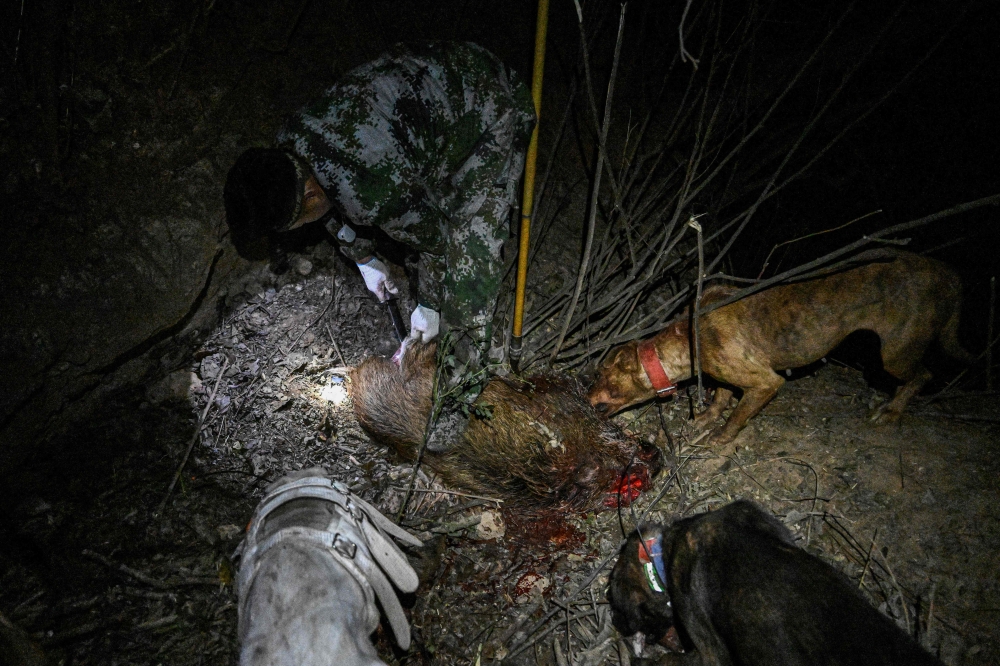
[[595, 402, 610, 415]]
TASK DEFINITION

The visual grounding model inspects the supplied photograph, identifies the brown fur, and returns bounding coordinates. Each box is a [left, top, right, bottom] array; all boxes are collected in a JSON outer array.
[[350, 341, 437, 453], [350, 343, 661, 509], [589, 251, 974, 445]]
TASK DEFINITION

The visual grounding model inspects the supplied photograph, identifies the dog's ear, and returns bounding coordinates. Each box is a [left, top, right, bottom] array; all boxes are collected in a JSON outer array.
[[727, 500, 796, 546], [616, 344, 640, 373]]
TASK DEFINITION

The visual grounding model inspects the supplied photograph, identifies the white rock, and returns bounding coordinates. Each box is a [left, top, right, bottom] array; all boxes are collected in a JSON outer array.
[[476, 509, 506, 540]]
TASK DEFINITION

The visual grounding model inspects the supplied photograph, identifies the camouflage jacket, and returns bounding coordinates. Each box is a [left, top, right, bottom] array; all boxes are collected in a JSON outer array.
[[277, 41, 535, 265]]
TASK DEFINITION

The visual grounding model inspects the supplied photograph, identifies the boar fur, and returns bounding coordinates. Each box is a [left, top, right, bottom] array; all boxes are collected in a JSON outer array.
[[350, 342, 660, 509]]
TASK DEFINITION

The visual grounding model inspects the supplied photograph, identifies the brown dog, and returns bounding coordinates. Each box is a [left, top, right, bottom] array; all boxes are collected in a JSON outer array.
[[589, 251, 973, 445]]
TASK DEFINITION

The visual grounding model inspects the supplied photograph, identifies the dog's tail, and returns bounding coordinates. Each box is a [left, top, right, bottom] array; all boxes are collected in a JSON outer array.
[[939, 302, 976, 365]]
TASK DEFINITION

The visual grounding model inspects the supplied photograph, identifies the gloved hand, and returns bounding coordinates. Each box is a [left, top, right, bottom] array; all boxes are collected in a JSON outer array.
[[409, 305, 440, 343], [356, 257, 398, 302]]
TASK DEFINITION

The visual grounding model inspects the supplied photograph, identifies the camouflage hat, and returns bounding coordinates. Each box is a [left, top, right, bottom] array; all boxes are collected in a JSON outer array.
[[224, 148, 310, 258]]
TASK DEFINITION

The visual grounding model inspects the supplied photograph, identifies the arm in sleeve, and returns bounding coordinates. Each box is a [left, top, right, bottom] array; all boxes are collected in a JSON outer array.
[[325, 220, 376, 263]]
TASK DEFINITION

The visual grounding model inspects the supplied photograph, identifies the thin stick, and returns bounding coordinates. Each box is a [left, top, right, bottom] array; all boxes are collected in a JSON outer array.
[[167, 1, 206, 99], [697, 194, 1000, 318], [677, 0, 699, 69], [859, 528, 878, 590], [391, 487, 503, 504], [988, 277, 995, 391], [786, 459, 820, 546], [82, 549, 170, 590], [156, 357, 229, 517], [915, 411, 1000, 424], [756, 209, 883, 280], [879, 546, 911, 633], [925, 581, 936, 648], [263, 0, 312, 53], [689, 216, 705, 408], [397, 341, 452, 522], [14, 0, 26, 66], [325, 322, 347, 366], [565, 604, 572, 665], [551, 1, 626, 365], [925, 328, 1000, 402]]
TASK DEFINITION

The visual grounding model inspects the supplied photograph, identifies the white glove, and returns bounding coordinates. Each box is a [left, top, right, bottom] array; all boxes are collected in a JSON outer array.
[[409, 305, 440, 343], [356, 258, 398, 302]]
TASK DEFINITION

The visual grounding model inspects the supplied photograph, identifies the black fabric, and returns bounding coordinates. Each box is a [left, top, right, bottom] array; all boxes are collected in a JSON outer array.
[[224, 148, 299, 259]]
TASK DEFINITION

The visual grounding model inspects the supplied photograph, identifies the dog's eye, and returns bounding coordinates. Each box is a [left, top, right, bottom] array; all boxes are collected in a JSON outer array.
[[595, 402, 610, 414]]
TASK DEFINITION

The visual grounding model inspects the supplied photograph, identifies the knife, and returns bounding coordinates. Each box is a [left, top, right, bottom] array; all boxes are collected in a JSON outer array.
[[385, 298, 408, 342]]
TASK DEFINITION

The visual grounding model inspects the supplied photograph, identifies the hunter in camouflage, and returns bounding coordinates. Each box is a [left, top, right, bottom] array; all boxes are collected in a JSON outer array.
[[275, 41, 535, 347]]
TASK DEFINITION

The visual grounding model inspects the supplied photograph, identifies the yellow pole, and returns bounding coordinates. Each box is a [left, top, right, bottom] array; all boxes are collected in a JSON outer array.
[[511, 0, 549, 371]]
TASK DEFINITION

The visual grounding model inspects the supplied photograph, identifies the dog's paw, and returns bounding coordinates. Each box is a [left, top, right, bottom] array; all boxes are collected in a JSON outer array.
[[692, 411, 717, 430], [706, 427, 735, 448], [869, 406, 902, 425]]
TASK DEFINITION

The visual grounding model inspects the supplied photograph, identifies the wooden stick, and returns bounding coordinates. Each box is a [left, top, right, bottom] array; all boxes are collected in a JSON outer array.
[[924, 581, 937, 649], [156, 356, 229, 517], [551, 1, 627, 365], [392, 487, 503, 504], [879, 546, 911, 634], [82, 549, 170, 590], [325, 322, 347, 366], [689, 216, 706, 408], [698, 194, 1000, 317], [859, 528, 878, 589], [756, 209, 882, 280]]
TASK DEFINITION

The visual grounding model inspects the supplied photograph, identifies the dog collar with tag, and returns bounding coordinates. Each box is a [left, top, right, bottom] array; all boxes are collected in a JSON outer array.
[[638, 339, 677, 396], [637, 535, 667, 593]]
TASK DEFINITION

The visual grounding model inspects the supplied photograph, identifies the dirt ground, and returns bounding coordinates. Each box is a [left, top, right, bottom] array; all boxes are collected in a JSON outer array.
[[2, 239, 997, 666]]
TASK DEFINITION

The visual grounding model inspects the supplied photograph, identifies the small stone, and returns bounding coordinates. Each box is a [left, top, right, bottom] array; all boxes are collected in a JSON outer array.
[[146, 370, 200, 404], [199, 354, 223, 380], [784, 509, 807, 525], [217, 524, 243, 541], [513, 572, 550, 604], [476, 510, 505, 540], [294, 257, 313, 276]]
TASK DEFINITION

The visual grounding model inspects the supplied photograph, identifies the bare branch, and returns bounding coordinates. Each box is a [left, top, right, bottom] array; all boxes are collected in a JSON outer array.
[[551, 3, 628, 364]]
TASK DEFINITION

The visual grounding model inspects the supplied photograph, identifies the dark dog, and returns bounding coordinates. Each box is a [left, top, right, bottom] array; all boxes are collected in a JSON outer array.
[[608, 501, 943, 665], [589, 251, 973, 445]]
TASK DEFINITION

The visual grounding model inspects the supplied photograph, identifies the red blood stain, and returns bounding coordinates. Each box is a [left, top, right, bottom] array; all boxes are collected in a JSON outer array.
[[603, 465, 650, 508], [503, 509, 585, 548], [660, 625, 684, 653], [512, 571, 546, 600]]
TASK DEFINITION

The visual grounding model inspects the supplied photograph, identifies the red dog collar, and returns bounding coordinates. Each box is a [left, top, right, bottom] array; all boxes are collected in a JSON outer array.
[[638, 339, 677, 396]]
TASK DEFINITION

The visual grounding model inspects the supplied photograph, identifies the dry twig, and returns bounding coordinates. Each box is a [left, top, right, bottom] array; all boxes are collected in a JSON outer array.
[[156, 356, 229, 517], [551, 1, 627, 364]]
